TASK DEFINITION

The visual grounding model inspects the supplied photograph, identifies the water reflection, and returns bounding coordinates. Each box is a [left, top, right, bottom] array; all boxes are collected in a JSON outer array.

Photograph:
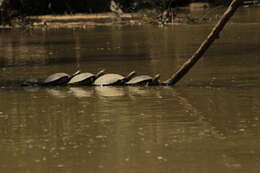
[[69, 87, 93, 98], [95, 86, 125, 97], [0, 85, 260, 173], [46, 88, 69, 98], [127, 86, 154, 97]]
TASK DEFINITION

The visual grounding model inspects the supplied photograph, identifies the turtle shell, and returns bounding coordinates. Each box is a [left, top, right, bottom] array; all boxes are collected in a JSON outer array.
[[68, 73, 95, 85], [126, 75, 153, 85], [43, 72, 70, 85], [94, 74, 124, 86], [21, 79, 39, 86]]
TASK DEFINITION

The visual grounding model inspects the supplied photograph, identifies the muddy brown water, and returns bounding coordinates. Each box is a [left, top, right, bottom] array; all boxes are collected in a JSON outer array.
[[0, 7, 260, 173]]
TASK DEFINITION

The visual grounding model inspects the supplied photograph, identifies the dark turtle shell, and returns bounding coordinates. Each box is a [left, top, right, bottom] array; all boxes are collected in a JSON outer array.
[[21, 78, 40, 86], [43, 72, 70, 86]]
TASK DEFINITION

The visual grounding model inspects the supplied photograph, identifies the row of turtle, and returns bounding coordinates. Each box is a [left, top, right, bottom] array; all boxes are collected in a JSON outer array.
[[22, 69, 175, 87]]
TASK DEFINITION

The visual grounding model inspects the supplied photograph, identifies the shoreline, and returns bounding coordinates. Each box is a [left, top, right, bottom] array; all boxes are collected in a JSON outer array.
[[0, 11, 205, 29], [1, 4, 259, 29], [28, 12, 146, 28], [0, 11, 158, 29]]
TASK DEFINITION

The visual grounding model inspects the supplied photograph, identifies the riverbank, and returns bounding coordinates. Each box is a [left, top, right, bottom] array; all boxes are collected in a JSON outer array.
[[1, 3, 260, 29], [0, 8, 211, 29], [28, 12, 147, 28]]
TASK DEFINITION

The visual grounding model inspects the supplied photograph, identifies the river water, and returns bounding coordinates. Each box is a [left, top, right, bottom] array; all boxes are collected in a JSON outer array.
[[0, 7, 260, 173]]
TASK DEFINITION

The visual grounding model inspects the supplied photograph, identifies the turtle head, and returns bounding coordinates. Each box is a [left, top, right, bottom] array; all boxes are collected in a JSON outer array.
[[152, 74, 160, 85], [95, 69, 105, 78], [72, 70, 81, 77], [125, 71, 136, 82]]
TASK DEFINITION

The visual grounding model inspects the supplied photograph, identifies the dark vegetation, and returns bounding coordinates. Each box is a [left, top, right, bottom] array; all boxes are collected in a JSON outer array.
[[0, 0, 234, 25]]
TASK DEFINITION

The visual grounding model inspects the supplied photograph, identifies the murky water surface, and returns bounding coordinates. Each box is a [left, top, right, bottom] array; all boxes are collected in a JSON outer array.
[[0, 7, 260, 173]]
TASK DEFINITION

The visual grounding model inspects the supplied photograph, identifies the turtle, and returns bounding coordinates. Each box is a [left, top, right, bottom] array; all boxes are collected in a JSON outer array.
[[43, 72, 71, 86], [125, 74, 160, 86], [93, 71, 136, 86], [22, 70, 80, 87], [67, 69, 105, 86], [21, 78, 41, 87]]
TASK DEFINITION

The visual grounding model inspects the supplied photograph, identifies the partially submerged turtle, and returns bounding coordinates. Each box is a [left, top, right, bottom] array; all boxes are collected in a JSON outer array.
[[43, 72, 71, 86], [68, 69, 105, 85], [22, 70, 80, 87], [126, 74, 160, 86], [21, 78, 41, 87], [93, 71, 136, 86]]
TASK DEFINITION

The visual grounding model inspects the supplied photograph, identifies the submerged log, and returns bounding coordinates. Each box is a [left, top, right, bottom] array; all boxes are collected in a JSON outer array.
[[165, 0, 243, 86]]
